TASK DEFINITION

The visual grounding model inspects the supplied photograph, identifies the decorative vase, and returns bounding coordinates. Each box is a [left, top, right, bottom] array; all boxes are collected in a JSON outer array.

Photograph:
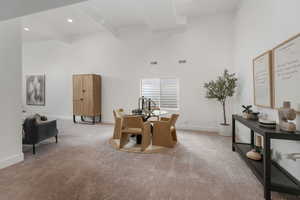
[[219, 124, 232, 136]]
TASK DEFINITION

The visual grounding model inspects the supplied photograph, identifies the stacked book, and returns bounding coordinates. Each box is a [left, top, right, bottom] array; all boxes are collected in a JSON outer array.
[[258, 119, 277, 129]]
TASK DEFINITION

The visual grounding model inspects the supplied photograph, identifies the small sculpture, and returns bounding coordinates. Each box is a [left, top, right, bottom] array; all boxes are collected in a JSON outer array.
[[246, 135, 263, 161], [242, 105, 253, 113], [246, 149, 262, 161], [242, 105, 259, 121], [278, 101, 297, 132]]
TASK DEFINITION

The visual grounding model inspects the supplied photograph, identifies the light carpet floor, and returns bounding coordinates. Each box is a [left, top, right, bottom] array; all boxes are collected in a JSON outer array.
[[0, 120, 298, 200]]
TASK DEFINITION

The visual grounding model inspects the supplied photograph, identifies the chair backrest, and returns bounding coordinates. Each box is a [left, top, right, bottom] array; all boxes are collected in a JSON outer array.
[[169, 114, 179, 127], [113, 110, 117, 120], [122, 116, 144, 129], [113, 108, 124, 119]]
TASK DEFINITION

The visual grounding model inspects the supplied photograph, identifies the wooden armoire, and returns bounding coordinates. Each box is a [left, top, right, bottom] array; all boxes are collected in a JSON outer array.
[[73, 74, 101, 124]]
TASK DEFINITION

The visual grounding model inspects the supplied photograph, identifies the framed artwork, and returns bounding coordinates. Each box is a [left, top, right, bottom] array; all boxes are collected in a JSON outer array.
[[26, 75, 45, 106], [273, 33, 300, 112], [253, 51, 273, 108]]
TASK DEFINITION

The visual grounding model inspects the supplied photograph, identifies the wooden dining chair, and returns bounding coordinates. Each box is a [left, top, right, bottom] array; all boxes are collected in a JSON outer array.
[[152, 114, 179, 148], [119, 116, 151, 151], [112, 109, 124, 139]]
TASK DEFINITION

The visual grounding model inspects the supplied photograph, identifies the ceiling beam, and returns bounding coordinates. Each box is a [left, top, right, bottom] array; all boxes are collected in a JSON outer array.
[[78, 2, 119, 37]]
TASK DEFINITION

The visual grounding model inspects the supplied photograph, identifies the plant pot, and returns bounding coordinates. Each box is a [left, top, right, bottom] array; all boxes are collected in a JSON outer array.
[[218, 124, 232, 136]]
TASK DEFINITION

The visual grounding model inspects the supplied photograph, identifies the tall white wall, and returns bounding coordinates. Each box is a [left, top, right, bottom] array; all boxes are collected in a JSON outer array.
[[234, 0, 300, 180], [0, 19, 23, 169], [23, 13, 234, 132]]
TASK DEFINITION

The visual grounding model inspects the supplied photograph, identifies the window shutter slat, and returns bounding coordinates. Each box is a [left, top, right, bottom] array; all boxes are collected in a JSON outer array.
[[141, 79, 160, 106], [160, 79, 178, 109], [141, 78, 178, 109]]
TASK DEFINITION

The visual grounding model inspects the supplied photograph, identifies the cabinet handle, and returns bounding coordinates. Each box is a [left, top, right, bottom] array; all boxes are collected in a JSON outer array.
[[80, 98, 83, 101], [82, 89, 86, 93]]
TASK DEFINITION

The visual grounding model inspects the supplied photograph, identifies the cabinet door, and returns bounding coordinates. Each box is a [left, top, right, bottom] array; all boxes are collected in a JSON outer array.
[[73, 75, 84, 115], [73, 100, 84, 115], [82, 75, 94, 116], [73, 75, 83, 101]]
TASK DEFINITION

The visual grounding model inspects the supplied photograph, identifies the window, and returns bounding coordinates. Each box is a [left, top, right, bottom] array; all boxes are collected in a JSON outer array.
[[141, 78, 179, 109]]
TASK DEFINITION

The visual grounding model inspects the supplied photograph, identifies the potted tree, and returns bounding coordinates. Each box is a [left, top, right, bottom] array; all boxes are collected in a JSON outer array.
[[204, 69, 237, 136]]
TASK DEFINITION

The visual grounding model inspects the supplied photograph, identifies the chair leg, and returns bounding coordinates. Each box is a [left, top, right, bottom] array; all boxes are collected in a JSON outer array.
[[55, 135, 58, 143], [32, 144, 36, 155], [153, 123, 174, 148], [113, 118, 122, 139], [172, 129, 178, 143], [120, 133, 129, 149], [141, 123, 151, 151], [141, 134, 151, 151]]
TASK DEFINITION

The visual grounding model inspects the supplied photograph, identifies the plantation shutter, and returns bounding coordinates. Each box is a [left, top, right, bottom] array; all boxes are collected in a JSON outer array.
[[141, 78, 179, 109], [160, 79, 179, 109], [141, 79, 160, 106]]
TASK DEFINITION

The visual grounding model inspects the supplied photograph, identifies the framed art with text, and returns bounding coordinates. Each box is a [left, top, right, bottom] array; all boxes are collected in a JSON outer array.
[[273, 33, 300, 112], [253, 51, 273, 108]]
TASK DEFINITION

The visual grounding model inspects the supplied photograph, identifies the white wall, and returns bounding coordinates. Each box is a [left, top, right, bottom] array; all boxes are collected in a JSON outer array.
[[23, 13, 234, 132], [234, 0, 300, 180], [0, 19, 23, 169]]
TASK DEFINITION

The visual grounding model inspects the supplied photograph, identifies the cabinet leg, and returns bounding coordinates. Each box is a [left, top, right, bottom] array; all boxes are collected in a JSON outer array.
[[251, 130, 255, 148], [73, 115, 76, 123], [232, 116, 236, 151], [81, 116, 85, 122], [32, 144, 36, 155], [55, 135, 58, 143], [264, 190, 271, 200], [93, 116, 95, 124], [263, 136, 271, 200]]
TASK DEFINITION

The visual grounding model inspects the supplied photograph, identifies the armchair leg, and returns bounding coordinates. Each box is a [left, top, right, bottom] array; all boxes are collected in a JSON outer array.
[[32, 144, 36, 155], [120, 133, 129, 149], [55, 135, 58, 143]]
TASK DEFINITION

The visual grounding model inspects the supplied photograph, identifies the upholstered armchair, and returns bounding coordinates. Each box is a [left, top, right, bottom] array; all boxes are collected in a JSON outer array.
[[119, 116, 151, 151], [152, 114, 179, 148], [23, 114, 58, 154]]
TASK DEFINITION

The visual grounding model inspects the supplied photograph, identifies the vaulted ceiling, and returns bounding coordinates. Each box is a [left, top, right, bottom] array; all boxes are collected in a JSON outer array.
[[22, 0, 240, 43], [0, 0, 87, 22]]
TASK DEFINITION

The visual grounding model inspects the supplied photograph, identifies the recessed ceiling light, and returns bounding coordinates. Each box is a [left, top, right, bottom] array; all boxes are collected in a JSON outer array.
[[24, 27, 30, 31], [67, 18, 73, 23]]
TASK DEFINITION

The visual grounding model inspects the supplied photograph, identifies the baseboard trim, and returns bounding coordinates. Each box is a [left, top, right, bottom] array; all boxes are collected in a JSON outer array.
[[176, 125, 218, 133], [0, 153, 24, 170]]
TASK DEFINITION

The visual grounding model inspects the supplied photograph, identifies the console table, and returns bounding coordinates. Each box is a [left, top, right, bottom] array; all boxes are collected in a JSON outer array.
[[232, 115, 300, 200]]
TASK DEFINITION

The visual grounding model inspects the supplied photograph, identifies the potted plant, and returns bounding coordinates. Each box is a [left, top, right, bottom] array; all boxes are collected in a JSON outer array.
[[204, 69, 237, 136]]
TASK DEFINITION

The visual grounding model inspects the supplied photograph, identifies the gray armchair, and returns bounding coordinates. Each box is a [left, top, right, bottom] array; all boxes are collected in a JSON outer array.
[[23, 114, 58, 154]]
